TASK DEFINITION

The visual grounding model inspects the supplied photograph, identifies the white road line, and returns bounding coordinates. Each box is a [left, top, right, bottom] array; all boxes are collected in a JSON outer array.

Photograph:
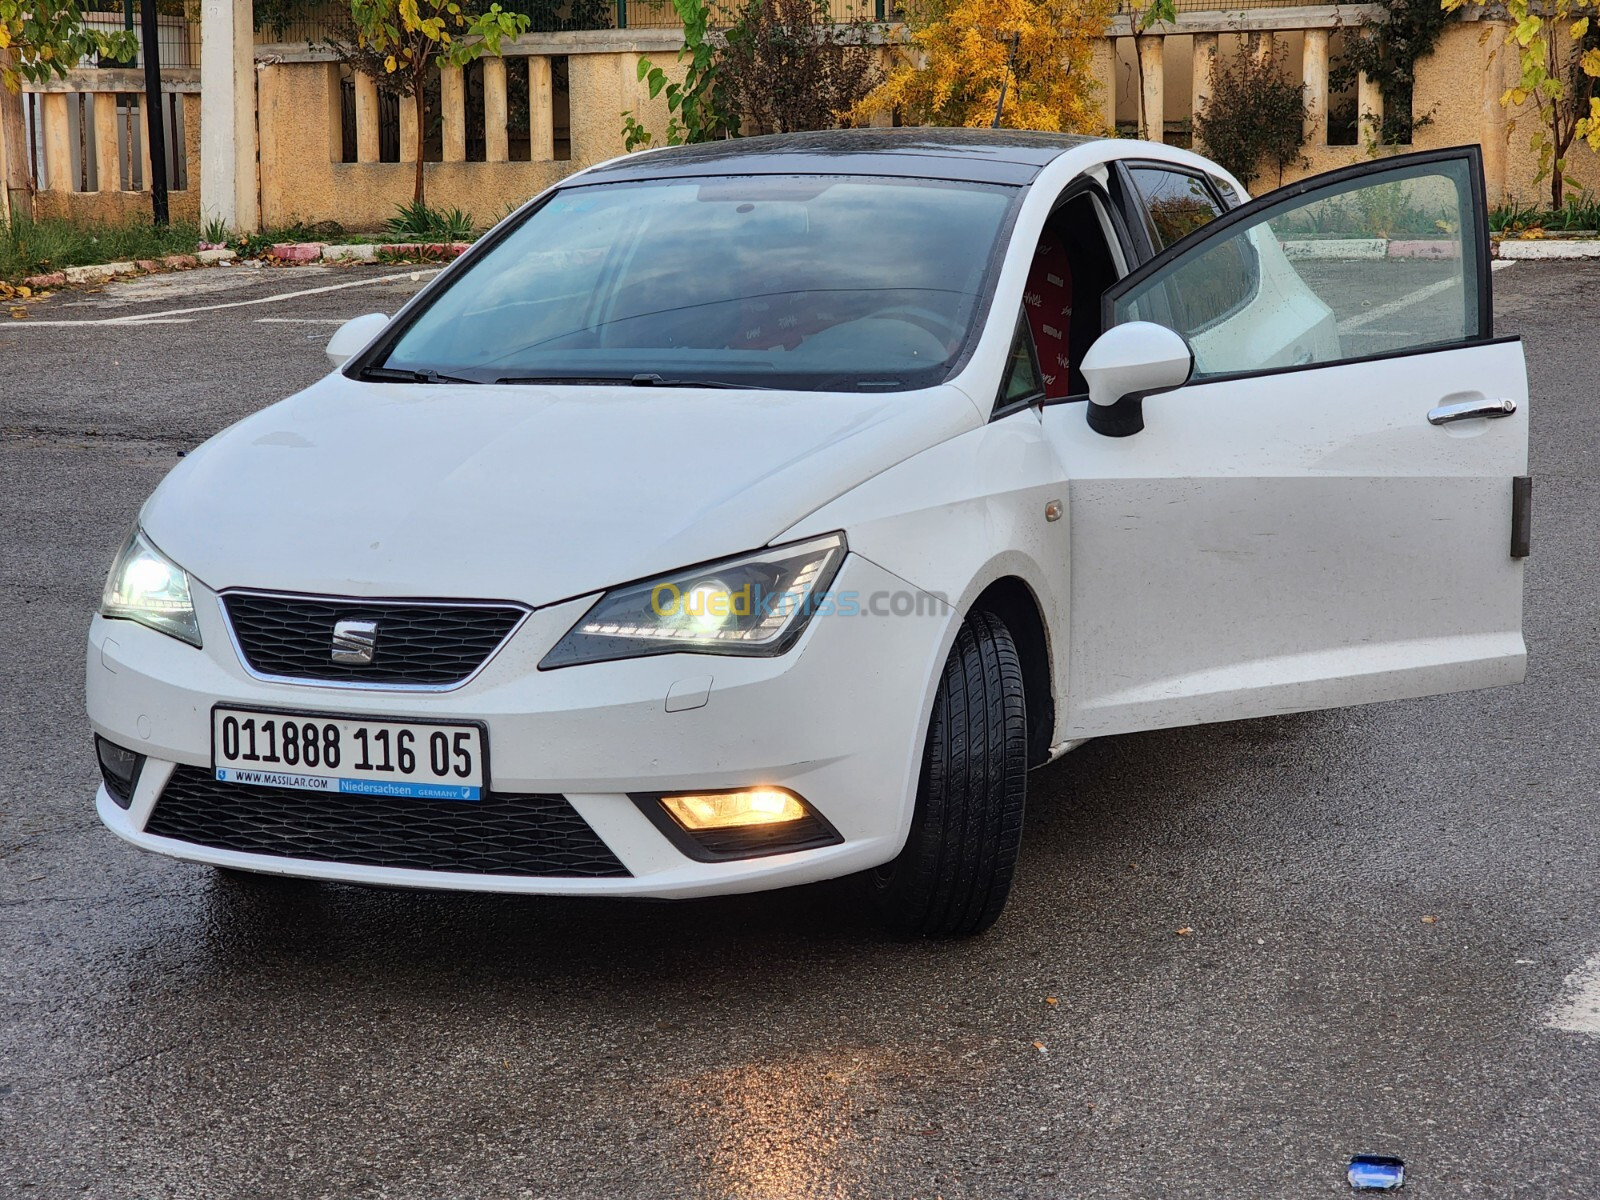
[[2, 317, 195, 326], [1547, 954, 1600, 1034], [1340, 275, 1461, 332], [2, 269, 439, 329], [256, 317, 348, 324]]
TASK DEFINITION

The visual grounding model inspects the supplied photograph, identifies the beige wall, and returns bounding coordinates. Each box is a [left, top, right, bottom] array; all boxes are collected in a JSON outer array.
[[256, 51, 680, 229]]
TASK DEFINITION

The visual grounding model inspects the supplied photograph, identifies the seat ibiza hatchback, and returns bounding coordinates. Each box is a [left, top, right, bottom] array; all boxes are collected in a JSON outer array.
[[88, 130, 1528, 936]]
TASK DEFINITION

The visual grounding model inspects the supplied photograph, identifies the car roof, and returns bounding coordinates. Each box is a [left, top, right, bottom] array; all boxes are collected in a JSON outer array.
[[574, 127, 1105, 187]]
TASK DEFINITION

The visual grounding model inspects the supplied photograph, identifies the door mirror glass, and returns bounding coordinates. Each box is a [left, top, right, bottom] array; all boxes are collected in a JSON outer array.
[[1080, 321, 1193, 437], [1109, 152, 1486, 382], [326, 312, 390, 368]]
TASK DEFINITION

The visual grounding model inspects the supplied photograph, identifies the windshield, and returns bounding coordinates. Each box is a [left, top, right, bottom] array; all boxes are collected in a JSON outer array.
[[374, 174, 1020, 392]]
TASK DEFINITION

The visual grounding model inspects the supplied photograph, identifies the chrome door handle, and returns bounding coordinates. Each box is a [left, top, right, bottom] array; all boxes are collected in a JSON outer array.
[[1428, 398, 1518, 425]]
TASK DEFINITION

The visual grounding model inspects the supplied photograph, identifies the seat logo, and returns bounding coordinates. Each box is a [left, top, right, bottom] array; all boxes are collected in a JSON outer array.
[[331, 618, 379, 665]]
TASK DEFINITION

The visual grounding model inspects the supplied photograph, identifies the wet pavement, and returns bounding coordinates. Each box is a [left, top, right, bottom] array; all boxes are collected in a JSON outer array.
[[2, 261, 1598, 1198]]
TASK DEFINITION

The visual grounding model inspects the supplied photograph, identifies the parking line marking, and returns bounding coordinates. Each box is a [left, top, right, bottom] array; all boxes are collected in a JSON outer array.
[[1547, 954, 1600, 1034], [256, 317, 349, 324], [1341, 276, 1461, 332], [2, 269, 441, 328]]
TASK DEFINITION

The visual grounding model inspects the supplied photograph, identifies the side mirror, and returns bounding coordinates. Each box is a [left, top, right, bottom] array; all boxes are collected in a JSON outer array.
[[325, 312, 390, 368], [1081, 322, 1193, 437]]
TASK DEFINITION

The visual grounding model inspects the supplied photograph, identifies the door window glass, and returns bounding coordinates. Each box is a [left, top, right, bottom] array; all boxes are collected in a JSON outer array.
[[1128, 168, 1226, 248], [1109, 156, 1484, 380]]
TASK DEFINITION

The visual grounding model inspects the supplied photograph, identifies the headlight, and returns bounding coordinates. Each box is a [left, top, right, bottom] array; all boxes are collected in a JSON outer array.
[[539, 533, 846, 668], [100, 529, 203, 647]]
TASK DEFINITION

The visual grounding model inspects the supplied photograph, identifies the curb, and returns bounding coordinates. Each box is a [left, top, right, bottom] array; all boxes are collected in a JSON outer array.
[[18, 241, 469, 291], [1493, 238, 1600, 259]]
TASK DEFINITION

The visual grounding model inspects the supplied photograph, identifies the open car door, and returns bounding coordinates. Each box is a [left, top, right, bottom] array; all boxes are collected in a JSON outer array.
[[1045, 146, 1529, 739]]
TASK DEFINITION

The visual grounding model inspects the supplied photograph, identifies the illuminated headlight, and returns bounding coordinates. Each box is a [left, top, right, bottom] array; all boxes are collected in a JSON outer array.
[[100, 529, 202, 647], [539, 533, 846, 668]]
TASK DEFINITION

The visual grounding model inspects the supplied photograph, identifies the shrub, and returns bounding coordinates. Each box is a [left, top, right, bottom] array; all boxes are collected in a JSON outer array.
[[1194, 39, 1309, 187], [719, 0, 882, 135], [384, 201, 475, 241]]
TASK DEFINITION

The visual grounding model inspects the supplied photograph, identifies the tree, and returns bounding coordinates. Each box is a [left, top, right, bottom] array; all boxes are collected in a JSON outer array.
[[1192, 36, 1308, 186], [719, 0, 881, 135], [0, 1, 137, 92], [624, 0, 740, 148], [851, 0, 1110, 132], [1445, 0, 1600, 209], [337, 0, 530, 204], [1, 2, 137, 218]]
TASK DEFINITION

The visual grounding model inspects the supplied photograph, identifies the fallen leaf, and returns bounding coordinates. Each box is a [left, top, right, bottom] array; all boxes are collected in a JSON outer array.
[[1045, 996, 1058, 1006], [1176, 927, 1193, 936], [9, 306, 27, 319]]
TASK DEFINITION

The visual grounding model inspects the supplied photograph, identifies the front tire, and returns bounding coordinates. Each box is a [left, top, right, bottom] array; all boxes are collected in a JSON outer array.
[[871, 610, 1028, 938]]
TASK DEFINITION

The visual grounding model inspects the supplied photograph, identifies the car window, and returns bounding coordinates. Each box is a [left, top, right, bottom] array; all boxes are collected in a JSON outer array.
[[997, 318, 1043, 409], [377, 175, 1020, 393], [1128, 167, 1226, 249], [1109, 156, 1484, 380]]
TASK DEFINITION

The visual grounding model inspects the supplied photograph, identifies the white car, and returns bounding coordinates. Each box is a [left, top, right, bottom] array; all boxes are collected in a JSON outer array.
[[88, 131, 1529, 936]]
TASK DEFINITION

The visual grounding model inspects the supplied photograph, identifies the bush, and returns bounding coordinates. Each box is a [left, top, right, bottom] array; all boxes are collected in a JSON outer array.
[[383, 201, 475, 242], [1194, 39, 1309, 187], [719, 0, 882, 135]]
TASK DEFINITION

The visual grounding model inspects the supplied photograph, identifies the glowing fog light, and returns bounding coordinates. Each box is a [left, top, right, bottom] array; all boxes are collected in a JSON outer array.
[[660, 788, 810, 831]]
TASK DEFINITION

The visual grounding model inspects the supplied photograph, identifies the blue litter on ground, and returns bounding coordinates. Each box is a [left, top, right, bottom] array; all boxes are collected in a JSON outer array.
[[1348, 1155, 1405, 1190]]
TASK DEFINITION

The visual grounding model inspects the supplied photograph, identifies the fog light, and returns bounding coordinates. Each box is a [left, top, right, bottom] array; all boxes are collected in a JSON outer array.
[[661, 788, 808, 831], [635, 787, 843, 862], [95, 735, 145, 809]]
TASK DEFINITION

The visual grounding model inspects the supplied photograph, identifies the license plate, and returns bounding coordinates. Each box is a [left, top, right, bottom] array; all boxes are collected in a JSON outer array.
[[212, 707, 487, 802]]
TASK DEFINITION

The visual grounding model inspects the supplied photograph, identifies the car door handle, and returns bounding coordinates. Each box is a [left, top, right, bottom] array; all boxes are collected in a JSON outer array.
[[1428, 398, 1518, 425]]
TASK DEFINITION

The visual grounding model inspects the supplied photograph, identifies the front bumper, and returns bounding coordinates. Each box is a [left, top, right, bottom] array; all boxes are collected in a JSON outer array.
[[87, 554, 953, 898]]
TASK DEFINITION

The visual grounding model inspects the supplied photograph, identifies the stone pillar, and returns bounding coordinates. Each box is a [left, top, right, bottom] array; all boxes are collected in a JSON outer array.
[[93, 92, 122, 192], [1480, 22, 1510, 204], [1190, 33, 1218, 150], [529, 55, 553, 161], [1358, 70, 1383, 144], [1302, 29, 1329, 147], [440, 64, 466, 162], [399, 90, 420, 163], [1137, 35, 1164, 143], [138, 101, 152, 191], [40, 93, 72, 192], [355, 72, 379, 164], [484, 57, 508, 162], [200, 0, 258, 230]]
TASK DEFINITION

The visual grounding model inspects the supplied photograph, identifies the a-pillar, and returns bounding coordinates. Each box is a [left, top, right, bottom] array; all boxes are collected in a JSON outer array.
[[1302, 29, 1329, 147], [200, 0, 258, 231]]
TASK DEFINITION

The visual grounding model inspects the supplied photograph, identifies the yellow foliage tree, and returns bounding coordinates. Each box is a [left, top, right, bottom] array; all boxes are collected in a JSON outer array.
[[852, 0, 1110, 132]]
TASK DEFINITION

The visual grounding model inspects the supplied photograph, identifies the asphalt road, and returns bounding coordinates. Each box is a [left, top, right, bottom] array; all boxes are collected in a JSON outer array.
[[2, 259, 1597, 1198]]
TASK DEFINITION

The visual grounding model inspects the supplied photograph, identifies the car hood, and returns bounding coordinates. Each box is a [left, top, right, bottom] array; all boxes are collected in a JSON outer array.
[[141, 375, 983, 605]]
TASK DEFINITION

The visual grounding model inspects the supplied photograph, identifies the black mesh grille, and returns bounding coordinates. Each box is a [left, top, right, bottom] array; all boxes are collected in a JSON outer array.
[[221, 593, 525, 685], [147, 767, 629, 877]]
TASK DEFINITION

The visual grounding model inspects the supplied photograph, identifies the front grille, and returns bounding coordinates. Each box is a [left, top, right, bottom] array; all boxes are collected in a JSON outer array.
[[221, 592, 525, 686], [146, 766, 630, 878]]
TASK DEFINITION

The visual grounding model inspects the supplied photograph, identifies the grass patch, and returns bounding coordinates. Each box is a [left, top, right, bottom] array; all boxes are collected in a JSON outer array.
[[0, 215, 200, 282], [1491, 193, 1600, 236]]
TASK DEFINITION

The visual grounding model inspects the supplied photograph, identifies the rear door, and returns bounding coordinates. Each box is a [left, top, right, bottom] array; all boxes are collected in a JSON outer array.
[[1044, 146, 1528, 739]]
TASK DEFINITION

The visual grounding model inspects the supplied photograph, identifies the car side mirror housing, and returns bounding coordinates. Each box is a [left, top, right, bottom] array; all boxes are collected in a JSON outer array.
[[326, 312, 391, 368], [1081, 322, 1194, 437]]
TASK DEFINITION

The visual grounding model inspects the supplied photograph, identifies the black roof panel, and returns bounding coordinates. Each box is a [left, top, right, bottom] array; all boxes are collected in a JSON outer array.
[[574, 128, 1103, 186]]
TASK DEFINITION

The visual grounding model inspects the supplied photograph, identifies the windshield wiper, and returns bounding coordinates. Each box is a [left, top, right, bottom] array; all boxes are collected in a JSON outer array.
[[494, 372, 769, 390], [358, 365, 481, 385]]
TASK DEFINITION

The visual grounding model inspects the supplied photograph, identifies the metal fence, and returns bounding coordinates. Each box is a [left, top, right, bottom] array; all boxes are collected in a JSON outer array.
[[80, 1, 195, 67]]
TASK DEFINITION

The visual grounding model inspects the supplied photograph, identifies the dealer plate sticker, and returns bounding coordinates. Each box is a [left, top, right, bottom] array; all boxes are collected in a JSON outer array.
[[212, 707, 485, 802]]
